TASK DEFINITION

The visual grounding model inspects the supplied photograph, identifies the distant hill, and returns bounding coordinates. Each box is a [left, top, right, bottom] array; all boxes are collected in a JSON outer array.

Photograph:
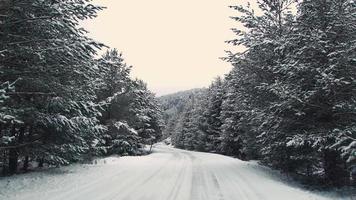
[[158, 88, 203, 110], [158, 88, 206, 138]]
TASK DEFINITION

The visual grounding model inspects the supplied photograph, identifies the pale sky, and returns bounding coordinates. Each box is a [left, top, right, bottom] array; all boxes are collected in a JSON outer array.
[[83, 0, 246, 96]]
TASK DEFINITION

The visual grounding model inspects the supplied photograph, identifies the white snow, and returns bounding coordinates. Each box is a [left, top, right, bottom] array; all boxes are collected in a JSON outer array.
[[0, 144, 349, 200]]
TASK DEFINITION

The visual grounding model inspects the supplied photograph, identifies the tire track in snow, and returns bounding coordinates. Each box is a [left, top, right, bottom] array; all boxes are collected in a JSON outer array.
[[0, 144, 342, 200], [210, 173, 225, 200], [165, 152, 191, 200], [105, 151, 183, 200], [190, 158, 208, 200]]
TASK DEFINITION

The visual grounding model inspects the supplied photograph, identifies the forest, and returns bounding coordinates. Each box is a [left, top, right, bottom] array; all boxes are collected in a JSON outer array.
[[0, 0, 355, 197], [161, 0, 356, 187], [0, 0, 163, 175]]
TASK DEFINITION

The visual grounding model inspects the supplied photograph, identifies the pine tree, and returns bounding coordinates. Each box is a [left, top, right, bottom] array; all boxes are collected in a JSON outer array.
[[203, 77, 224, 152], [278, 0, 356, 185], [219, 71, 248, 159], [95, 49, 132, 103], [0, 0, 104, 173], [167, 90, 209, 151], [226, 0, 356, 185], [127, 80, 163, 149], [227, 0, 297, 171], [93, 49, 138, 155]]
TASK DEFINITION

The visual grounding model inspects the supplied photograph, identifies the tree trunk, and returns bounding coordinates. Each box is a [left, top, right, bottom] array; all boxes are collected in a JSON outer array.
[[2, 150, 7, 175], [149, 141, 153, 153], [18, 126, 24, 143], [8, 149, 18, 174], [22, 156, 29, 171], [8, 125, 17, 174], [22, 126, 32, 171], [0, 123, 4, 175], [38, 157, 44, 168], [323, 149, 348, 186]]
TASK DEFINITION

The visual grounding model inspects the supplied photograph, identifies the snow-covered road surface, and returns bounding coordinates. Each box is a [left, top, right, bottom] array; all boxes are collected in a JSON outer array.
[[0, 144, 346, 200]]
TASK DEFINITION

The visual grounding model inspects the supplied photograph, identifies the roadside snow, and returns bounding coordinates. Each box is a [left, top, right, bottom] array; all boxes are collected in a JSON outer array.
[[0, 144, 351, 200]]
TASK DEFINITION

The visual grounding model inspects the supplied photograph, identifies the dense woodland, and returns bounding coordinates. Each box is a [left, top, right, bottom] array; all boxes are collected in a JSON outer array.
[[0, 0, 163, 175], [1, 0, 356, 191], [159, 88, 205, 139], [161, 0, 356, 187]]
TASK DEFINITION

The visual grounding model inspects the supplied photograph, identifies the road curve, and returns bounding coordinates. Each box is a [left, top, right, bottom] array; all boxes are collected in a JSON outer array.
[[0, 144, 341, 200]]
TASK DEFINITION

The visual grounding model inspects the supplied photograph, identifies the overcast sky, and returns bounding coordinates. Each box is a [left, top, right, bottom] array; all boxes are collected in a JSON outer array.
[[83, 0, 246, 96]]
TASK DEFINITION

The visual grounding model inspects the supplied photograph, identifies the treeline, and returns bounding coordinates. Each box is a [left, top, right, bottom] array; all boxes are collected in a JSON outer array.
[[0, 0, 162, 175], [165, 0, 356, 187], [159, 89, 205, 139]]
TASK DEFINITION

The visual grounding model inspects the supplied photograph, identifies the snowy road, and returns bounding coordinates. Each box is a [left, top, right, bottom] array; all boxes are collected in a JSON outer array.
[[0, 144, 345, 200]]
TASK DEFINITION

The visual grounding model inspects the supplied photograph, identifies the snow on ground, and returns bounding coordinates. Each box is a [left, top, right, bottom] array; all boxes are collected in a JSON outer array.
[[0, 144, 351, 200]]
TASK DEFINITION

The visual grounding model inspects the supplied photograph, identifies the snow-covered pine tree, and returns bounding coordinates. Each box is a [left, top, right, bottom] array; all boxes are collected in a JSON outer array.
[[203, 77, 224, 152], [219, 71, 248, 159], [167, 89, 209, 151], [178, 93, 208, 150], [0, 0, 104, 173], [0, 80, 22, 175], [226, 0, 356, 185], [277, 0, 356, 185], [174, 101, 197, 150], [159, 89, 205, 140], [93, 50, 164, 156], [95, 49, 132, 104], [127, 80, 163, 150], [93, 49, 136, 155], [226, 0, 297, 171]]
